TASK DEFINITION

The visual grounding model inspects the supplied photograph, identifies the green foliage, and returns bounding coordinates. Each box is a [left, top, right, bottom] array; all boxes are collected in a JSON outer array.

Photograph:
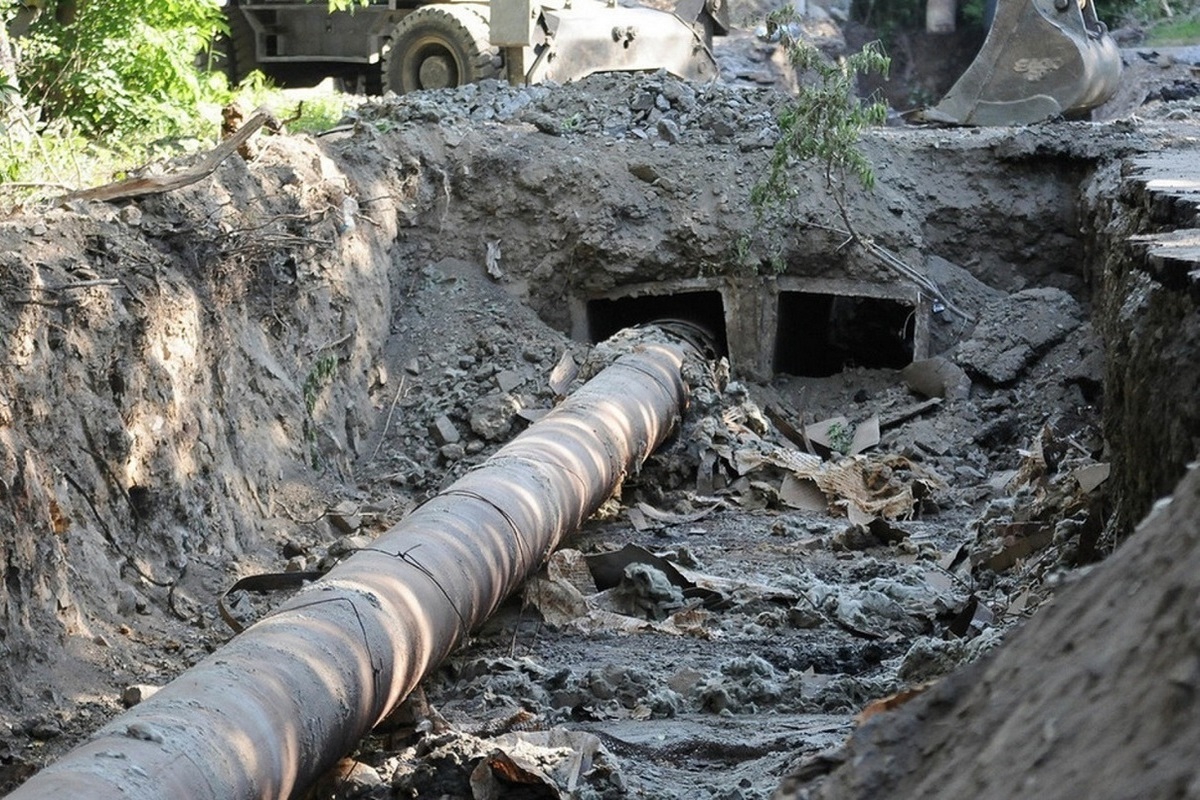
[[959, 0, 992, 27], [303, 354, 338, 417], [849, 0, 1156, 35], [826, 422, 854, 454], [751, 22, 890, 226], [1094, 0, 1156, 23], [850, 0, 925, 38], [289, 97, 353, 134], [303, 353, 339, 469], [1144, 15, 1200, 44], [15, 0, 227, 139]]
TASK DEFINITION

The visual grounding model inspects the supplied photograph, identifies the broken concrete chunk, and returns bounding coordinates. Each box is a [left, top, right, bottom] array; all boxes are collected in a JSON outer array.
[[902, 357, 971, 400], [439, 443, 466, 462], [429, 414, 460, 445], [469, 393, 521, 441], [848, 415, 880, 455], [548, 350, 578, 396], [495, 369, 523, 393], [905, 419, 953, 456], [954, 288, 1083, 384], [924, 255, 1007, 349], [327, 501, 361, 535], [1074, 462, 1111, 493], [121, 684, 160, 708], [485, 240, 503, 279], [657, 118, 682, 144]]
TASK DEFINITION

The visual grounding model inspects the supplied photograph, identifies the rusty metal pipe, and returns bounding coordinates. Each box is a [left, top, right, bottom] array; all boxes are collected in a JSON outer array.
[[10, 338, 691, 800]]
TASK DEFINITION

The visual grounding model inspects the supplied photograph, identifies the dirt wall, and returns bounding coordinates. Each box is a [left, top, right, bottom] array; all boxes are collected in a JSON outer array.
[[1084, 152, 1200, 532], [0, 136, 401, 716]]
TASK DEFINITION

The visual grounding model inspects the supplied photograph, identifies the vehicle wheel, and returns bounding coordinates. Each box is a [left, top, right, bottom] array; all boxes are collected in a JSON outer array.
[[224, 0, 258, 85], [382, 5, 498, 95]]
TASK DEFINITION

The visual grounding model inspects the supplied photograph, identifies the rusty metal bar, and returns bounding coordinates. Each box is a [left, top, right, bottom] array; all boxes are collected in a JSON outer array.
[[10, 338, 692, 800]]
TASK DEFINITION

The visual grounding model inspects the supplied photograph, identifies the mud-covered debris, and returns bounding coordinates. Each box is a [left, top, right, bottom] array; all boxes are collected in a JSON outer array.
[[468, 393, 522, 440], [902, 357, 971, 401], [699, 655, 785, 714], [954, 288, 1083, 384], [832, 517, 906, 551], [609, 563, 685, 621], [971, 422, 1108, 573], [626, 500, 722, 532], [947, 595, 996, 638], [693, 393, 942, 519], [470, 729, 623, 799], [309, 758, 383, 799], [523, 546, 716, 636], [896, 630, 1004, 683]]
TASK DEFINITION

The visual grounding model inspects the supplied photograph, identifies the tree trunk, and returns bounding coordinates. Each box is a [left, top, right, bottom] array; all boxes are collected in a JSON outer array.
[[926, 0, 956, 33]]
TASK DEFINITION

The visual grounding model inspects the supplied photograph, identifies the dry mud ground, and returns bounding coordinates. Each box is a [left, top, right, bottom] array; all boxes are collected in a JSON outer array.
[[2, 41, 1200, 800]]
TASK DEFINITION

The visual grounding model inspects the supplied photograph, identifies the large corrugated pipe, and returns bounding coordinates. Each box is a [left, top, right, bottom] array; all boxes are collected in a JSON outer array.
[[11, 335, 693, 799]]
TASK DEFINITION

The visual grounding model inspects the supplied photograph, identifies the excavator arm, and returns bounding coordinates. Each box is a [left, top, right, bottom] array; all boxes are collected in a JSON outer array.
[[918, 0, 1122, 125]]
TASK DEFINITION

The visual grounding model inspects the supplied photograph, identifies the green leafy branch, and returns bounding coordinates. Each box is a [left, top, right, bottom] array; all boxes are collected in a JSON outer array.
[[302, 353, 338, 469], [748, 18, 970, 319], [751, 17, 890, 236]]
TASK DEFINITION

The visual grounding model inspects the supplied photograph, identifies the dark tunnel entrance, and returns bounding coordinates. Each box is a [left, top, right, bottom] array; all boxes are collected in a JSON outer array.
[[774, 291, 915, 377], [586, 291, 729, 357]]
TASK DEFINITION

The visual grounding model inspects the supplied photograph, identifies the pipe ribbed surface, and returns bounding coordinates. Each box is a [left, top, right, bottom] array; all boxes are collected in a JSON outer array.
[[10, 340, 690, 800]]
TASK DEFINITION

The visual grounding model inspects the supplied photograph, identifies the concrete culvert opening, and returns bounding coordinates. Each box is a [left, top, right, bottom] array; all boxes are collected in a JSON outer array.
[[774, 291, 915, 377], [586, 290, 729, 357]]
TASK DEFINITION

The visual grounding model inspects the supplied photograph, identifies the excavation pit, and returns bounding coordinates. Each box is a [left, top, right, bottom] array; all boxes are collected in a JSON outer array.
[[4, 60, 1200, 800]]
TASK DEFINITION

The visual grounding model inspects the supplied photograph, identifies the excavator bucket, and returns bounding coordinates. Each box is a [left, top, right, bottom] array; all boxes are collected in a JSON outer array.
[[918, 0, 1122, 125]]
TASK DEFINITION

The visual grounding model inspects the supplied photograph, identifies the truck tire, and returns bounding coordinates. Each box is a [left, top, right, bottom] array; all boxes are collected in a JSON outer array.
[[382, 5, 498, 94]]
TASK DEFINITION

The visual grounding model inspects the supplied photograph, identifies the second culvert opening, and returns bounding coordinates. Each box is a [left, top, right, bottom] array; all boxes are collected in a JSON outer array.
[[774, 292, 914, 377]]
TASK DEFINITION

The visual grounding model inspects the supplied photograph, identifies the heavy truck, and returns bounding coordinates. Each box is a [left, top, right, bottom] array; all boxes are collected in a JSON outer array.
[[222, 0, 727, 95], [221, 0, 1121, 126]]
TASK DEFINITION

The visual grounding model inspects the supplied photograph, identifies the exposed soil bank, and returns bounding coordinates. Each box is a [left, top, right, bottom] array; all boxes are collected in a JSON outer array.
[[1087, 148, 1200, 532]]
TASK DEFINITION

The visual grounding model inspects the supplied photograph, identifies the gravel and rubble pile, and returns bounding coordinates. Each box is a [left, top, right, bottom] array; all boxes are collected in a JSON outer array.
[[353, 72, 786, 149]]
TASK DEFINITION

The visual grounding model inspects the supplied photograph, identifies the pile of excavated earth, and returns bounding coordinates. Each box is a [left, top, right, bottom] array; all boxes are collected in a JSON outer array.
[[2, 7, 1200, 799]]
